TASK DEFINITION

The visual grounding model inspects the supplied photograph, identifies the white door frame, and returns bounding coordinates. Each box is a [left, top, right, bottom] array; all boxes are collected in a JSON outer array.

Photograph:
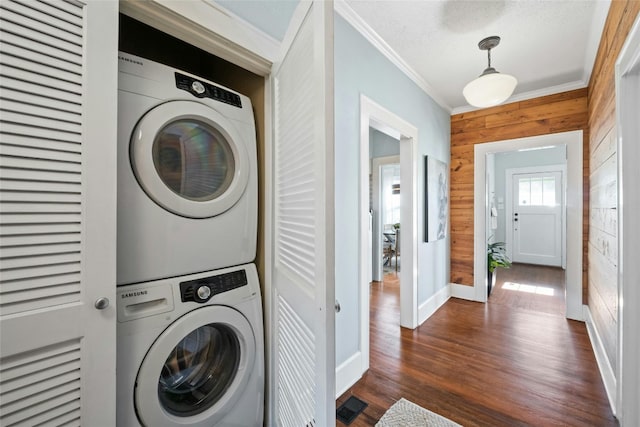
[[371, 155, 400, 281], [359, 95, 419, 373], [505, 164, 567, 268], [615, 13, 640, 426], [474, 131, 583, 320]]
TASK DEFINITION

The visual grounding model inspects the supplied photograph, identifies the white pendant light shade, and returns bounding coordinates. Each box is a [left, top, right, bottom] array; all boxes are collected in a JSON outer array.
[[463, 72, 517, 108], [463, 36, 517, 108]]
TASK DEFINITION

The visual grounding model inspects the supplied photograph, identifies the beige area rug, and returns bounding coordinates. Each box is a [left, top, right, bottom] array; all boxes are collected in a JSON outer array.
[[375, 398, 462, 427]]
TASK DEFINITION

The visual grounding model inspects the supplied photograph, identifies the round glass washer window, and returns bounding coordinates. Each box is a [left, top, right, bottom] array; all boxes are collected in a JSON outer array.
[[152, 119, 235, 201], [158, 324, 240, 417]]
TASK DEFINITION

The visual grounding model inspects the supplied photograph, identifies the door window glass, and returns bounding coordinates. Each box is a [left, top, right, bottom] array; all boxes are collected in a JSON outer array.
[[153, 120, 235, 201], [158, 324, 240, 417], [518, 176, 556, 206]]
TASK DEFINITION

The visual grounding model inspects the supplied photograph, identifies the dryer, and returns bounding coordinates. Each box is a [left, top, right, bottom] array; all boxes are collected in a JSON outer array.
[[117, 52, 257, 285], [116, 263, 264, 426]]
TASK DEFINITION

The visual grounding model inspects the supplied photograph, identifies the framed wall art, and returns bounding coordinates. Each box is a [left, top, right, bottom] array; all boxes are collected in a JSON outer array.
[[425, 156, 448, 242]]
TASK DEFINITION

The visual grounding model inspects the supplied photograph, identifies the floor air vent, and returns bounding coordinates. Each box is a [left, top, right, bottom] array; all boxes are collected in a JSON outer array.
[[336, 396, 368, 425]]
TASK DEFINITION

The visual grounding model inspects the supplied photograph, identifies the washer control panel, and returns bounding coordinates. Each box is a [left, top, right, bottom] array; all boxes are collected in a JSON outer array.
[[175, 72, 242, 108], [180, 269, 248, 303]]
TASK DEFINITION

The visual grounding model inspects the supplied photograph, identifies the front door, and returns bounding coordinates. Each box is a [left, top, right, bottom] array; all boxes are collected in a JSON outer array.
[[509, 170, 563, 266]]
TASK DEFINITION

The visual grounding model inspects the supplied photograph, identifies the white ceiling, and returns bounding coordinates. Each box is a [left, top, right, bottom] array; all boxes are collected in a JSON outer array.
[[342, 0, 610, 113]]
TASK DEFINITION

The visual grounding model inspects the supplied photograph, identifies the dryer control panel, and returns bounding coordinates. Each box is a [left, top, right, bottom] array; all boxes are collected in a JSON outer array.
[[175, 72, 242, 108], [180, 270, 248, 303]]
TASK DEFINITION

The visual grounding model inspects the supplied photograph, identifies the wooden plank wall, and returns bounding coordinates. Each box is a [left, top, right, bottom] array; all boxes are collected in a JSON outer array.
[[450, 89, 589, 287], [587, 0, 640, 375]]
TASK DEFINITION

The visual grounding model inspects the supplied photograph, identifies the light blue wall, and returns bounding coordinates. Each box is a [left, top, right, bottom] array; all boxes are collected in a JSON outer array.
[[334, 13, 450, 366], [216, 0, 298, 41], [492, 145, 567, 242], [370, 128, 399, 159]]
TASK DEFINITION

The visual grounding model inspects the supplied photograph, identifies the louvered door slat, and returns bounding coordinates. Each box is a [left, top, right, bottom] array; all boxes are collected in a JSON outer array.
[[0, 75, 82, 108], [0, 6, 82, 47], [17, 0, 82, 27], [1, 272, 80, 294], [0, 87, 82, 116], [1, 44, 81, 79], [8, 0, 82, 33], [2, 381, 80, 422], [1, 242, 81, 258], [0, 144, 81, 163], [38, 0, 83, 18], [0, 31, 81, 70], [1, 370, 79, 406], [1, 251, 80, 270], [0, 181, 80, 194], [1, 203, 81, 214], [0, 191, 81, 204], [0, 134, 81, 154], [0, 169, 81, 184], [2, 392, 81, 426], [0, 223, 81, 236], [0, 154, 81, 173], [1, 123, 82, 145], [0, 233, 80, 247], [1, 109, 81, 134], [0, 21, 80, 60], [1, 65, 82, 96], [0, 43, 82, 84], [38, 411, 81, 427]]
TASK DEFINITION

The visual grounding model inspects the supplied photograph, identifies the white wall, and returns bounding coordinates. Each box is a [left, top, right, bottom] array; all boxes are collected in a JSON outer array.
[[334, 13, 450, 366], [370, 128, 399, 159]]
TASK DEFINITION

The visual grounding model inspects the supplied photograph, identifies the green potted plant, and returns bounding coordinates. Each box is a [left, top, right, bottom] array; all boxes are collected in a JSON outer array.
[[487, 241, 511, 296]]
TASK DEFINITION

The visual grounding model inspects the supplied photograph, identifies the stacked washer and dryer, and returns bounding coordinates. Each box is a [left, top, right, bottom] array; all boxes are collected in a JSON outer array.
[[115, 52, 263, 427]]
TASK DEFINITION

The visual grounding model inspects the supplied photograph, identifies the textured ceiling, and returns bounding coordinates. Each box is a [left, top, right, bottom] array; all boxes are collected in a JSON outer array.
[[344, 0, 610, 112]]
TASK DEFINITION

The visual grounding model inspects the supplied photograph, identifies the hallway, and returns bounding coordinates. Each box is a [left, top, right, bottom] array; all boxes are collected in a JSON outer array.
[[336, 268, 616, 426]]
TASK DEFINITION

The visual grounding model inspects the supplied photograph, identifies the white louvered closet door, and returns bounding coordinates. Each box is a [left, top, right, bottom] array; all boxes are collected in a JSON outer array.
[[0, 1, 117, 425], [269, 1, 335, 426]]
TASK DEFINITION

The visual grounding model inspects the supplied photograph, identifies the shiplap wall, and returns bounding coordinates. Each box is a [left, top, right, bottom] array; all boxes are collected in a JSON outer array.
[[450, 89, 589, 288], [587, 0, 640, 375]]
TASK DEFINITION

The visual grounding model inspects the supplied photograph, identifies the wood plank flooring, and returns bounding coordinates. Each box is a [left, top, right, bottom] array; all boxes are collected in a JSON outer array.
[[336, 265, 617, 426]]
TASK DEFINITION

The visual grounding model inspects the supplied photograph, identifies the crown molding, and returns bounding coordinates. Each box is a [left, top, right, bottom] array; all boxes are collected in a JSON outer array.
[[451, 80, 588, 115], [334, 0, 452, 113]]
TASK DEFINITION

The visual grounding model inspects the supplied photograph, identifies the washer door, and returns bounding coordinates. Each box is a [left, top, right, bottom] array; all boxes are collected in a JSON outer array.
[[130, 100, 250, 218], [135, 306, 256, 426]]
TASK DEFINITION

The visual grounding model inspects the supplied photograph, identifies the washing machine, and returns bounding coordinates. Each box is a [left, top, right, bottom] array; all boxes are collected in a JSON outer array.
[[116, 263, 264, 426], [117, 52, 257, 285]]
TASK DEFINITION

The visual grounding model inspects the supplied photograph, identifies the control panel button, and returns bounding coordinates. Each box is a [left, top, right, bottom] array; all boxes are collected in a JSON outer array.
[[191, 81, 205, 94], [196, 285, 211, 300]]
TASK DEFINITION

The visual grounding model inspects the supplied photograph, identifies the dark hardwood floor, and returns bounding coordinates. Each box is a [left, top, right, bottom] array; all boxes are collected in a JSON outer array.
[[336, 265, 617, 426]]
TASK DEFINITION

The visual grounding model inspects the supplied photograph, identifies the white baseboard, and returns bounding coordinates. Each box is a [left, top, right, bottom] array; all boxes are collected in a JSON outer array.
[[335, 351, 363, 399], [418, 285, 451, 325], [584, 305, 617, 416], [450, 283, 476, 301]]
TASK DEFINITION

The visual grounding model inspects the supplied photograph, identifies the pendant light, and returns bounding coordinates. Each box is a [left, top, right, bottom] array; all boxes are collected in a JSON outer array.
[[463, 36, 517, 108]]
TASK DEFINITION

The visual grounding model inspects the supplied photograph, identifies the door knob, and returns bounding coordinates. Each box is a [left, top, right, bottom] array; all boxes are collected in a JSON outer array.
[[94, 297, 110, 310], [335, 300, 341, 313]]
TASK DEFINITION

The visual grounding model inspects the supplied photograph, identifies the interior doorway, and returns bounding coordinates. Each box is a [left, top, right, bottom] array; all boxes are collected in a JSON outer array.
[[358, 95, 418, 377], [371, 152, 401, 280], [474, 131, 583, 321]]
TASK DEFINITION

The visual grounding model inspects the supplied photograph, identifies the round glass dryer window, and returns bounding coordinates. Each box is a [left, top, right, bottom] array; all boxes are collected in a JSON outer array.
[[158, 324, 240, 417], [130, 101, 250, 218], [153, 120, 235, 202]]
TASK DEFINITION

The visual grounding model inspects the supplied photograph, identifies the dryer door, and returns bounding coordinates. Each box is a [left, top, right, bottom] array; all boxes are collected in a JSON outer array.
[[135, 306, 256, 426], [130, 100, 250, 218]]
